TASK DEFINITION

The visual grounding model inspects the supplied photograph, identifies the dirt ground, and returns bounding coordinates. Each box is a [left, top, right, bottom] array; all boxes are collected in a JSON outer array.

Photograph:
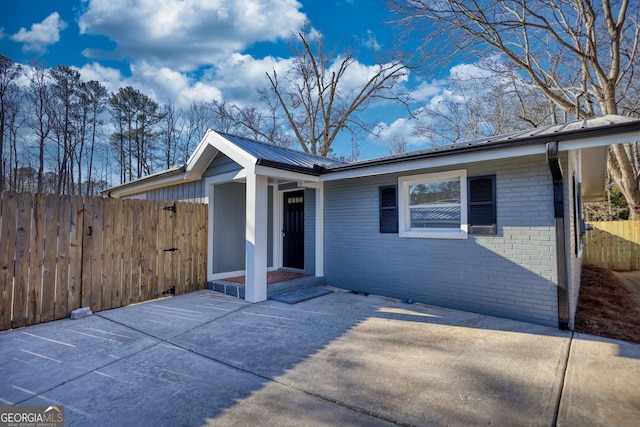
[[575, 265, 640, 344]]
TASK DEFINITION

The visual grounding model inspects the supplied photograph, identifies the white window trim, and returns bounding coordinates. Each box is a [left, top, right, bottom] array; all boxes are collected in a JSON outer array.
[[398, 169, 468, 239]]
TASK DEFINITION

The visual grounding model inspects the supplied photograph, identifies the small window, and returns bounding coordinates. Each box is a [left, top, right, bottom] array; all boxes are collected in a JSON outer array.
[[379, 185, 398, 233], [398, 170, 468, 239], [468, 175, 496, 235]]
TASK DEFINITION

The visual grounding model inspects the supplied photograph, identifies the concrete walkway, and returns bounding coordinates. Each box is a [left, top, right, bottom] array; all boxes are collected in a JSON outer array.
[[1, 289, 638, 426]]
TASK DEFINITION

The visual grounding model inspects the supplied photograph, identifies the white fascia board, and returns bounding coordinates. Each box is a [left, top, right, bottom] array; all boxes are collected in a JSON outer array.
[[297, 181, 322, 189], [254, 165, 320, 183], [204, 169, 248, 186], [186, 129, 214, 166], [321, 145, 545, 181], [185, 130, 219, 179], [558, 131, 640, 151], [207, 130, 257, 170]]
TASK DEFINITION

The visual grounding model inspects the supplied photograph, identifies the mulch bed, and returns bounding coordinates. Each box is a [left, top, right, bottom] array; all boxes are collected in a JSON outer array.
[[575, 265, 640, 344]]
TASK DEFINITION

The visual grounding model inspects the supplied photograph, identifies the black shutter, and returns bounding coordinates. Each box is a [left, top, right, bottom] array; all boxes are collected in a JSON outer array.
[[468, 175, 496, 235], [380, 185, 398, 233]]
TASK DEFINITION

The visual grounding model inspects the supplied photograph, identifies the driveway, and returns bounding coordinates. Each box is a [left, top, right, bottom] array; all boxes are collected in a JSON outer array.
[[1, 288, 638, 426]]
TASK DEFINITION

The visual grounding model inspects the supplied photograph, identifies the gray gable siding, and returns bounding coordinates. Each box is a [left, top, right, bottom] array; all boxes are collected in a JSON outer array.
[[144, 180, 206, 203], [323, 154, 560, 327], [202, 153, 242, 178], [131, 153, 241, 203]]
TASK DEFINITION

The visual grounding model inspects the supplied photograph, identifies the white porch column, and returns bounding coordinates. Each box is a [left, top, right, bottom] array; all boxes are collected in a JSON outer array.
[[315, 182, 324, 277], [245, 173, 268, 302]]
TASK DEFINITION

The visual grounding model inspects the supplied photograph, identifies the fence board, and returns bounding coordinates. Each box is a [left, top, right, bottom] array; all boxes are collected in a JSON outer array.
[[28, 193, 46, 325], [101, 198, 114, 310], [156, 203, 167, 299], [68, 196, 83, 312], [147, 201, 159, 301], [179, 202, 189, 293], [55, 196, 71, 319], [122, 198, 134, 304], [129, 199, 138, 302], [0, 193, 17, 330], [81, 197, 93, 308], [583, 221, 640, 271], [198, 203, 207, 284], [0, 192, 208, 331], [41, 194, 59, 323], [131, 199, 142, 302], [89, 197, 104, 313], [110, 198, 123, 308], [12, 193, 32, 328]]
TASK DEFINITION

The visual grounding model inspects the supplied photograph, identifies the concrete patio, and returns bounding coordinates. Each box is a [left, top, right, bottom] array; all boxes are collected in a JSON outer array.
[[1, 288, 638, 426]]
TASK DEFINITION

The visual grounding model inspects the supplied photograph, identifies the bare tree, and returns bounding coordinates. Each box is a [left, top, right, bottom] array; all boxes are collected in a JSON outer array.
[[386, 135, 408, 155], [160, 100, 183, 168], [389, 0, 640, 217], [4, 86, 24, 191], [265, 29, 411, 156], [413, 68, 555, 144], [184, 101, 212, 159], [50, 65, 84, 194], [109, 86, 162, 182], [24, 64, 53, 193], [81, 80, 108, 196], [0, 55, 22, 191]]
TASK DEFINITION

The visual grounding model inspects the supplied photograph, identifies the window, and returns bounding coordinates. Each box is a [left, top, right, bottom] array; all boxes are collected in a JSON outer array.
[[379, 186, 398, 233], [398, 170, 468, 239], [468, 175, 497, 235]]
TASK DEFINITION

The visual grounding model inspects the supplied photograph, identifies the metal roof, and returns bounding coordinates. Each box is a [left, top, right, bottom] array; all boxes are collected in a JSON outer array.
[[104, 115, 639, 197], [325, 115, 640, 173], [216, 132, 346, 174]]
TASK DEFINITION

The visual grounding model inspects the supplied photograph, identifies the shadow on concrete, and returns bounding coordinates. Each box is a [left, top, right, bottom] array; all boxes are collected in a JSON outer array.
[[0, 289, 582, 426]]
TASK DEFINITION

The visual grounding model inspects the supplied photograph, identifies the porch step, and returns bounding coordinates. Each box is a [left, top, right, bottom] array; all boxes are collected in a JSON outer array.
[[207, 281, 245, 299], [207, 275, 325, 300]]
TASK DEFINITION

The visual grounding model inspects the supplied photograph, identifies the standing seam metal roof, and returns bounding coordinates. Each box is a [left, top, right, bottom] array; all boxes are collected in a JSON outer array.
[[216, 115, 639, 176], [216, 132, 346, 174]]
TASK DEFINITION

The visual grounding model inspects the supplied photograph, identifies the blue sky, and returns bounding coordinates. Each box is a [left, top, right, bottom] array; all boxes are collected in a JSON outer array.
[[0, 0, 469, 159]]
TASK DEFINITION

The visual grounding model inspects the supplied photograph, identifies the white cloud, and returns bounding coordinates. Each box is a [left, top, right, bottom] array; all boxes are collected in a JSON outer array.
[[75, 63, 125, 92], [75, 61, 224, 108], [11, 12, 67, 53], [410, 79, 446, 102], [363, 30, 381, 51], [448, 62, 495, 80], [370, 118, 424, 151], [211, 53, 292, 104], [326, 56, 409, 95], [78, 0, 307, 71], [130, 62, 224, 107]]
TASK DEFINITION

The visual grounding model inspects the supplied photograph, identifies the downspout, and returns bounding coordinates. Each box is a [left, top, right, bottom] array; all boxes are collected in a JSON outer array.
[[546, 141, 570, 330]]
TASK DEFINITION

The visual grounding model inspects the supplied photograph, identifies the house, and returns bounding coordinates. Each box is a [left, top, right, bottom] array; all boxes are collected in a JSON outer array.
[[104, 115, 640, 330]]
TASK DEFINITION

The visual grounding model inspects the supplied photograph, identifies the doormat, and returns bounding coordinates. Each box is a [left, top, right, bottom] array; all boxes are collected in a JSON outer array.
[[270, 286, 333, 304]]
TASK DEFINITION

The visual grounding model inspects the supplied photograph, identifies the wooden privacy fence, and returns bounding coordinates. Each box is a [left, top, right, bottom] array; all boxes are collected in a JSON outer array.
[[582, 221, 640, 271], [0, 192, 207, 331]]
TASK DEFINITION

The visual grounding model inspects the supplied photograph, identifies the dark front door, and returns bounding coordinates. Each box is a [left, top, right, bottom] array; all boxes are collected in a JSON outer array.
[[283, 190, 304, 269]]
